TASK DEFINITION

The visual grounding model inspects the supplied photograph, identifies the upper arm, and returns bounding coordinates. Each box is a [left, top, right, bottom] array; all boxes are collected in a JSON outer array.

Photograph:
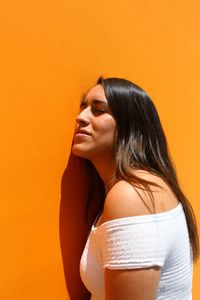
[[105, 266, 161, 300], [101, 181, 162, 300]]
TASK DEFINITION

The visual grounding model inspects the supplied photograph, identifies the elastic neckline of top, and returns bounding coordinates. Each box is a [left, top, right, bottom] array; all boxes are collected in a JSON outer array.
[[92, 202, 183, 231]]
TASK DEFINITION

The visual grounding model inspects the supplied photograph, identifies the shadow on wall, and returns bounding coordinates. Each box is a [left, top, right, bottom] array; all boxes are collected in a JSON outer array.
[[59, 153, 92, 300]]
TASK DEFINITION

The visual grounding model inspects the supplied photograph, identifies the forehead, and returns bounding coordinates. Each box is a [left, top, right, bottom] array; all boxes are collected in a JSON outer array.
[[86, 84, 107, 101]]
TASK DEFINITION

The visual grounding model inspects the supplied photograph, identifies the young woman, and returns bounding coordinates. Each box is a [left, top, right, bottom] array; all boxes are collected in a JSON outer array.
[[72, 77, 199, 300]]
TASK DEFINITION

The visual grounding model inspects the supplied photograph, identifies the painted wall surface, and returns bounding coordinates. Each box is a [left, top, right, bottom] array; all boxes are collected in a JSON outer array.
[[0, 0, 199, 299]]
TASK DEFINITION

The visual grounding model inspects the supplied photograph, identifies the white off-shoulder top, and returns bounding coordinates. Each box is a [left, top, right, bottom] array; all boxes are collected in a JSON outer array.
[[80, 203, 193, 300]]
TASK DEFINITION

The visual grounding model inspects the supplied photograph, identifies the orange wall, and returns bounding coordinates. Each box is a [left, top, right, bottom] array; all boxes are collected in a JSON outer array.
[[0, 1, 199, 299]]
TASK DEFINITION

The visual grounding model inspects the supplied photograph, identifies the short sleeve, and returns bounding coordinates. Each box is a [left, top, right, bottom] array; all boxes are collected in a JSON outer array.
[[98, 217, 169, 270]]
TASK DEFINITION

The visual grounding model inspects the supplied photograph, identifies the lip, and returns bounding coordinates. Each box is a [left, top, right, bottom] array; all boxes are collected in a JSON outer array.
[[75, 129, 91, 136]]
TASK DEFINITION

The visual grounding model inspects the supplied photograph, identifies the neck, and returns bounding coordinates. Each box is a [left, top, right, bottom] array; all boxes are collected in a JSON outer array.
[[90, 155, 116, 194]]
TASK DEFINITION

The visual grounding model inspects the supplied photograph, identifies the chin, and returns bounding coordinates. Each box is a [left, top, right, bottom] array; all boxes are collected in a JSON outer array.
[[72, 144, 91, 159]]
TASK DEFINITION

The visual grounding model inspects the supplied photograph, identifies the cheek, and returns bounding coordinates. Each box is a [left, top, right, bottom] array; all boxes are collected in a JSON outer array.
[[93, 116, 116, 137]]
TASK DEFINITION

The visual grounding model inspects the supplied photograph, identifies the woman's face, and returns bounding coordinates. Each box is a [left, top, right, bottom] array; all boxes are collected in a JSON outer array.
[[72, 84, 116, 161]]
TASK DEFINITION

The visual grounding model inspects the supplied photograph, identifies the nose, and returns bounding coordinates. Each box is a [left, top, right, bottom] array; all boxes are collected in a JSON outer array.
[[76, 106, 91, 125]]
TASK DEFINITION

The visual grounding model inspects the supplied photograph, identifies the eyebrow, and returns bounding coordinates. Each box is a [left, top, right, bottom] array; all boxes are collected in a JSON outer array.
[[81, 98, 108, 105], [93, 99, 108, 104]]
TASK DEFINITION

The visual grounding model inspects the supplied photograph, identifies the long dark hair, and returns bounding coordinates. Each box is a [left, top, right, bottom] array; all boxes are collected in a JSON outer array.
[[94, 76, 199, 262]]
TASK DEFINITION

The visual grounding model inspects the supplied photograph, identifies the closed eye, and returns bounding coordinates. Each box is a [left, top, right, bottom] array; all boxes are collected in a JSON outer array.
[[79, 98, 110, 114], [91, 107, 106, 114], [91, 100, 109, 114]]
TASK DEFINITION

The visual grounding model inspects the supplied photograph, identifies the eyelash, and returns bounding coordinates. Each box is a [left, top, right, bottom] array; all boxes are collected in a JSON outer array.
[[80, 104, 105, 114], [92, 107, 105, 113]]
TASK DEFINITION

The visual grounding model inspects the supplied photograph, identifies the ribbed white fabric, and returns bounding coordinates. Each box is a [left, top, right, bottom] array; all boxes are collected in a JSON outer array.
[[80, 203, 193, 300]]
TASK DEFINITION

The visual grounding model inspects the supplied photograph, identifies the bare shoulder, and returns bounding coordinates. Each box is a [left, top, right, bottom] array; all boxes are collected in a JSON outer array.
[[100, 171, 179, 225], [101, 180, 151, 224]]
